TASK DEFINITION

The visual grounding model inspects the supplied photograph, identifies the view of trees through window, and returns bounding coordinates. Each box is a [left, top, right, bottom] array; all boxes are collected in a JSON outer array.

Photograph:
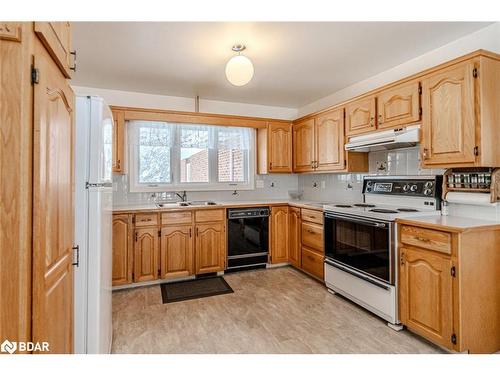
[[129, 121, 253, 191]]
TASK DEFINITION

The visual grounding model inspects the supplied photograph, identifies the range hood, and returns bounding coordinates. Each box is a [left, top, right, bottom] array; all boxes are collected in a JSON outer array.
[[345, 125, 420, 152]]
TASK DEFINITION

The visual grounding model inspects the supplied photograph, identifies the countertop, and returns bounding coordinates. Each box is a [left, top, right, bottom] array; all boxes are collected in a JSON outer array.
[[396, 215, 500, 232], [112, 199, 331, 213]]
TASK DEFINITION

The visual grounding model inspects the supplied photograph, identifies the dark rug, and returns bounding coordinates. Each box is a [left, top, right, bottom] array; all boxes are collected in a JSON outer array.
[[160, 276, 234, 304]]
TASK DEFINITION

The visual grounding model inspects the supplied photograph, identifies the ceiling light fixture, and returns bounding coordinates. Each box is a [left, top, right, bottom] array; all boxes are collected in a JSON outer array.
[[225, 44, 254, 87]]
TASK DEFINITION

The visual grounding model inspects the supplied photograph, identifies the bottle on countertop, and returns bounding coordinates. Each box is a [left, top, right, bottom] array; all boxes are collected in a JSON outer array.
[[441, 200, 449, 216]]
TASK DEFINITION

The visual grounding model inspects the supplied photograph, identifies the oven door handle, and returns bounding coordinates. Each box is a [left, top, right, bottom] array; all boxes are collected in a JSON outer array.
[[324, 213, 388, 228], [325, 258, 390, 291]]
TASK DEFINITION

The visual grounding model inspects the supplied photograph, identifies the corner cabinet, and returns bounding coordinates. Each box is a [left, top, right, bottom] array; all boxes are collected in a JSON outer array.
[[112, 214, 133, 286], [270, 206, 289, 264], [397, 221, 500, 353]]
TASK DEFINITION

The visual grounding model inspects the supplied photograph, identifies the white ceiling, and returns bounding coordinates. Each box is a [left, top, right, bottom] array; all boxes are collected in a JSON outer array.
[[72, 22, 492, 108]]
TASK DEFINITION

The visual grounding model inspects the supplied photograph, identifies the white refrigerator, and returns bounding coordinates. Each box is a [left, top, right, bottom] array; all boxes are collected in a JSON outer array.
[[74, 96, 113, 354]]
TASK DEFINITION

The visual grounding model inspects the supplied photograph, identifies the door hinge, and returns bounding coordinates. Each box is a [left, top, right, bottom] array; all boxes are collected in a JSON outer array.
[[135, 232, 138, 242], [132, 215, 136, 224], [474, 146, 479, 156], [451, 266, 456, 278], [451, 333, 457, 345], [472, 68, 478, 78], [418, 84, 422, 94], [158, 230, 161, 237], [419, 107, 422, 116], [344, 159, 347, 167], [31, 66, 39, 85]]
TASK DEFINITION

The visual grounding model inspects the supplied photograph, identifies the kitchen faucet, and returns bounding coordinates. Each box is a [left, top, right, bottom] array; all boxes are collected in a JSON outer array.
[[175, 191, 187, 202]]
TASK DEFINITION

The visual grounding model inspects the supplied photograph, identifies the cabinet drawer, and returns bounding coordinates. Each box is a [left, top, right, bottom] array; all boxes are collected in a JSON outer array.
[[301, 247, 324, 280], [400, 225, 452, 254], [161, 211, 192, 225], [134, 213, 158, 227], [301, 222, 323, 252], [301, 208, 323, 224], [195, 209, 225, 223]]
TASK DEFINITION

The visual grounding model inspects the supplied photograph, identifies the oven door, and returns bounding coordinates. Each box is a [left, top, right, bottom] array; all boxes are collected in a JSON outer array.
[[324, 212, 394, 285]]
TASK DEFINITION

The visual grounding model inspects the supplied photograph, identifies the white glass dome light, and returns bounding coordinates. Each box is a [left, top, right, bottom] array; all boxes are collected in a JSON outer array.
[[225, 44, 254, 87]]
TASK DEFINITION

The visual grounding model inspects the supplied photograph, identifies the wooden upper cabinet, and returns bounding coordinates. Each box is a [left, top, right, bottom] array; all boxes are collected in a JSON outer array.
[[377, 81, 421, 130], [134, 227, 159, 283], [160, 225, 194, 279], [32, 42, 75, 353], [293, 118, 315, 172], [345, 96, 376, 136], [195, 222, 226, 274], [315, 108, 346, 171], [111, 109, 125, 174], [399, 247, 454, 350], [421, 61, 476, 167], [270, 206, 289, 264], [288, 207, 301, 268], [267, 122, 292, 173], [112, 215, 133, 286], [34, 22, 73, 78]]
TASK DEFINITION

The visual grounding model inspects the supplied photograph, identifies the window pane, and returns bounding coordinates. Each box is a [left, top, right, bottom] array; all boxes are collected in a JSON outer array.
[[180, 128, 209, 183], [217, 129, 247, 182], [138, 126, 171, 183]]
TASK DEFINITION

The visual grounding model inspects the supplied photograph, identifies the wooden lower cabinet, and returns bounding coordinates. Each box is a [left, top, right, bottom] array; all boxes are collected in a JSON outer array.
[[397, 221, 500, 353], [134, 227, 159, 282], [195, 222, 226, 274], [301, 247, 324, 280], [288, 207, 301, 267], [270, 206, 289, 263], [160, 225, 194, 279], [399, 246, 453, 349], [112, 214, 133, 286]]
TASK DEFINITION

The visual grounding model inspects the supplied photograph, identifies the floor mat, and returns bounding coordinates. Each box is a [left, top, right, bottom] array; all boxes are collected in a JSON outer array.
[[160, 276, 234, 303]]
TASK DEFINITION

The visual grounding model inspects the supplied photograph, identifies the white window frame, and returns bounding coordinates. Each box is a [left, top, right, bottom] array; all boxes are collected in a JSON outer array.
[[128, 121, 255, 192]]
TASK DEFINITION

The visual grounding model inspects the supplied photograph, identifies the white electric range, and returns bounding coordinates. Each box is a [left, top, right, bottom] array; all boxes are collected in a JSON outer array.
[[323, 175, 443, 329]]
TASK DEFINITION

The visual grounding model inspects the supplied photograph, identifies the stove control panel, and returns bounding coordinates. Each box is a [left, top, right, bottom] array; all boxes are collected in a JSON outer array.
[[363, 176, 442, 198]]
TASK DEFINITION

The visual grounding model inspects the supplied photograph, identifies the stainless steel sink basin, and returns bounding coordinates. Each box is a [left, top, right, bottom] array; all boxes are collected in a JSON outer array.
[[155, 201, 218, 208]]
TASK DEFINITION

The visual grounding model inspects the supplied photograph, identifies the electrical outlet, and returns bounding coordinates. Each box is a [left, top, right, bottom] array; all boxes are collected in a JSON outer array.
[[376, 161, 387, 172]]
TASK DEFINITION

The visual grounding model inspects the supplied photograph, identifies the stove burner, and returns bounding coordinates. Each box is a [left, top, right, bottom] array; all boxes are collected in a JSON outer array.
[[335, 204, 352, 208], [370, 208, 399, 213], [397, 208, 419, 212], [353, 204, 376, 208]]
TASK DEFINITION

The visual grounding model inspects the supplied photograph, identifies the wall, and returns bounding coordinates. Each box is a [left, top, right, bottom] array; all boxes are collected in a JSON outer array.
[[71, 85, 298, 120], [113, 173, 299, 206], [299, 147, 500, 221], [297, 22, 500, 117]]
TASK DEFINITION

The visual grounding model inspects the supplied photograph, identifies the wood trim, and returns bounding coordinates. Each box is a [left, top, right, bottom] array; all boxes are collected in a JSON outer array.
[[294, 49, 500, 123], [110, 105, 291, 129], [396, 218, 500, 233]]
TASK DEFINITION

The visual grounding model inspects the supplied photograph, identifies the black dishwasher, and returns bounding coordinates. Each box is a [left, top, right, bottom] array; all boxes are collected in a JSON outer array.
[[227, 207, 269, 272]]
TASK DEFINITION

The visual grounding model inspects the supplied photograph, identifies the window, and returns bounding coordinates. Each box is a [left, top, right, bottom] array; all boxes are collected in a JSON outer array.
[[129, 121, 255, 192]]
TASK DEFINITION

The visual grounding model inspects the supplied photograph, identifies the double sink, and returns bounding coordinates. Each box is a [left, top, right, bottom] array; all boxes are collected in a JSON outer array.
[[155, 200, 218, 208]]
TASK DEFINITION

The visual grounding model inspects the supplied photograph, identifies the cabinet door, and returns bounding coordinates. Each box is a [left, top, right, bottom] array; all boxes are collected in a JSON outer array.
[[288, 207, 301, 268], [112, 214, 132, 286], [315, 108, 346, 171], [195, 222, 225, 274], [399, 247, 454, 349], [160, 225, 194, 279], [34, 22, 72, 78], [377, 81, 420, 130], [270, 206, 289, 264], [32, 43, 75, 353], [293, 118, 315, 172], [268, 122, 292, 172], [421, 61, 476, 166], [134, 227, 159, 282], [111, 110, 125, 173], [345, 96, 376, 136]]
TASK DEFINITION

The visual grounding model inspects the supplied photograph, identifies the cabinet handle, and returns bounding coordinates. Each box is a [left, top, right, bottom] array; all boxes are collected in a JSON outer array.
[[196, 227, 199, 236], [415, 236, 430, 243], [117, 159, 121, 169], [70, 50, 77, 72], [269, 162, 273, 169], [422, 148, 429, 160], [72, 245, 80, 267], [189, 228, 192, 237], [370, 117, 375, 127], [378, 114, 382, 125], [135, 232, 138, 242], [400, 252, 405, 266], [307, 229, 315, 234]]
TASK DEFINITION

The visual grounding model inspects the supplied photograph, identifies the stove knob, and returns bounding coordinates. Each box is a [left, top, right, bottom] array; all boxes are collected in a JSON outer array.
[[403, 184, 410, 192], [424, 181, 434, 188], [260, 210, 266, 216], [410, 184, 418, 192], [424, 188, 432, 196]]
